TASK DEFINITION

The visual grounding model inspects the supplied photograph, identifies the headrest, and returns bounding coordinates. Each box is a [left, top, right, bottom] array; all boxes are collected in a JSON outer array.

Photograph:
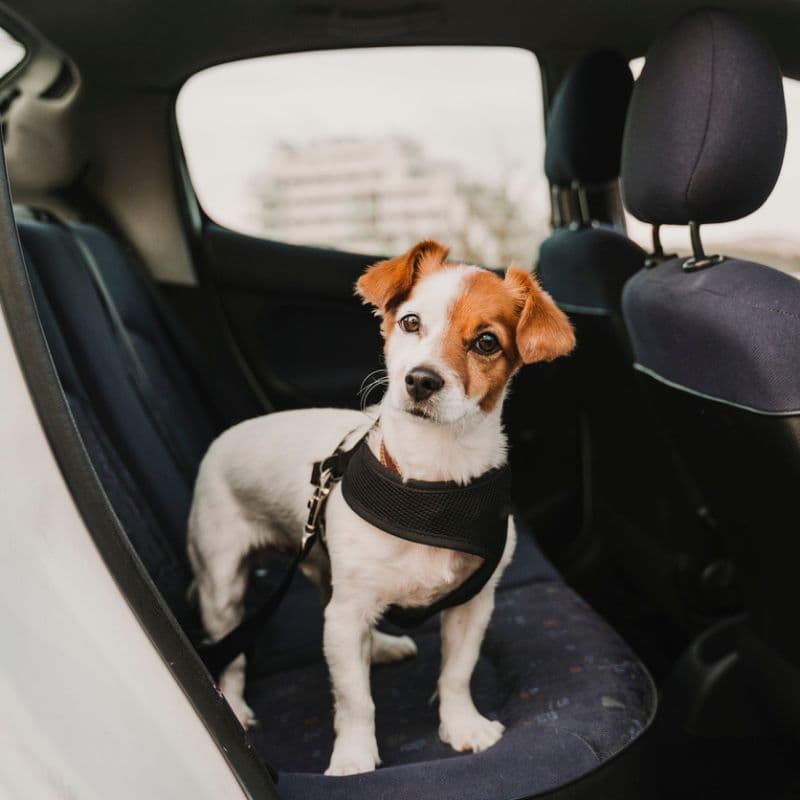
[[622, 10, 786, 226], [545, 52, 634, 187]]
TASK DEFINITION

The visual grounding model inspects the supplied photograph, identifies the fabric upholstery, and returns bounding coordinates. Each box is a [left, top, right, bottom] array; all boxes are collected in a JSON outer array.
[[545, 52, 633, 187], [18, 218, 212, 554], [70, 223, 219, 469], [25, 261, 194, 618], [623, 256, 800, 414], [622, 10, 786, 225], [247, 553, 656, 800], [538, 225, 646, 313]]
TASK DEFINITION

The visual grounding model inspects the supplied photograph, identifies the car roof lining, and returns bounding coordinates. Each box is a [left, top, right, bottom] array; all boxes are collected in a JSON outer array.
[[4, 0, 800, 88]]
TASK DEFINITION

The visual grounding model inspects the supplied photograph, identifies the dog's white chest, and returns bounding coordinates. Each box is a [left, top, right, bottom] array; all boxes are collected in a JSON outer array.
[[324, 488, 484, 610], [384, 541, 483, 608]]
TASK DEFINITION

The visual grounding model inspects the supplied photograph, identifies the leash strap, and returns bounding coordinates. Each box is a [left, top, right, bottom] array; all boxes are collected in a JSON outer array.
[[197, 530, 321, 679], [197, 428, 365, 677]]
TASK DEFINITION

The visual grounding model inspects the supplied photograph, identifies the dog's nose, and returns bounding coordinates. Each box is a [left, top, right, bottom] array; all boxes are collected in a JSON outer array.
[[405, 367, 444, 402]]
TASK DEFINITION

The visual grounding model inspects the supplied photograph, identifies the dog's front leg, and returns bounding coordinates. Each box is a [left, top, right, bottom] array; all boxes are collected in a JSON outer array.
[[438, 586, 505, 754], [324, 596, 381, 776]]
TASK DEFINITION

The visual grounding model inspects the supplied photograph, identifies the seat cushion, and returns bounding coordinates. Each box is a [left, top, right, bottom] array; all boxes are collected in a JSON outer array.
[[244, 522, 656, 800]]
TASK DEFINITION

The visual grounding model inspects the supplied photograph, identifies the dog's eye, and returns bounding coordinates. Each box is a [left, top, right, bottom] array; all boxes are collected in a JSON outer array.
[[472, 332, 501, 355], [399, 314, 420, 333]]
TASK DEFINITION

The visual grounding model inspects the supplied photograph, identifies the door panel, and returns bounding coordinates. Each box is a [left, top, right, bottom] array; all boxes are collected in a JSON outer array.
[[202, 223, 383, 409]]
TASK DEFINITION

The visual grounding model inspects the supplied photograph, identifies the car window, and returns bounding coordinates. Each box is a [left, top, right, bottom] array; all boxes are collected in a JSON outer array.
[[627, 58, 800, 277], [176, 47, 549, 266], [0, 27, 25, 79]]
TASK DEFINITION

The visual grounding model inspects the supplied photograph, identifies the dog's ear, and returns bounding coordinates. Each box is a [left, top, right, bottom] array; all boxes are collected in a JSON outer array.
[[505, 267, 576, 363], [356, 240, 449, 313]]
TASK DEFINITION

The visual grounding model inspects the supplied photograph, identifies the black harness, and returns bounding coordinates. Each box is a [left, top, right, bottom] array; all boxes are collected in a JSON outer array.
[[199, 430, 511, 677]]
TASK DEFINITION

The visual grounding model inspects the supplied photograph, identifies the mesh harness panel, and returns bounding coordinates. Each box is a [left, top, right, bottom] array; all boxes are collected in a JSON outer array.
[[341, 439, 511, 627]]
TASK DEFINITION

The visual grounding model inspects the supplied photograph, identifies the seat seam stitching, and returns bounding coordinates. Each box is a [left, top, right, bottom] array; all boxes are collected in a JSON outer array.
[[684, 10, 715, 216], [634, 275, 800, 323]]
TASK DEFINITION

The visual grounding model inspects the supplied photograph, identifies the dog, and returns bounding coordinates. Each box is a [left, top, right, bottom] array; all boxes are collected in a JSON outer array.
[[187, 240, 575, 776]]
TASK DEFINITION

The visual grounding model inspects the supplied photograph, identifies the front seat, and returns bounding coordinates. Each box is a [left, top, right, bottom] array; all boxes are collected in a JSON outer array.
[[538, 52, 705, 630], [620, 10, 800, 729]]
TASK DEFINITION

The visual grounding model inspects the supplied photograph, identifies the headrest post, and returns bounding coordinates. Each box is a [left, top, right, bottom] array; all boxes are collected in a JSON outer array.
[[689, 221, 705, 259], [573, 181, 591, 227], [652, 224, 664, 258], [550, 185, 563, 229], [644, 224, 673, 269], [683, 221, 725, 272]]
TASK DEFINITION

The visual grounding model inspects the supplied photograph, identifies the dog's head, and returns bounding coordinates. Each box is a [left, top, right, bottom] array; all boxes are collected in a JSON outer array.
[[356, 240, 575, 425]]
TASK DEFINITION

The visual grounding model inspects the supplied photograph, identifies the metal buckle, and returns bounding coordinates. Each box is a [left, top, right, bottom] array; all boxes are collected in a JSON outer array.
[[303, 468, 334, 546]]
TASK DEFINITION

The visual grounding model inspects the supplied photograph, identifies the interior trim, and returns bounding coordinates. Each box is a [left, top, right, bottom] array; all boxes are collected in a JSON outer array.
[[633, 363, 800, 417], [556, 301, 614, 316]]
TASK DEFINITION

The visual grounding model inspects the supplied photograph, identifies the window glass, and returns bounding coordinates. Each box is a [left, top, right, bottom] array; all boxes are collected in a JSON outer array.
[[0, 27, 25, 79], [177, 47, 549, 266], [626, 59, 800, 277]]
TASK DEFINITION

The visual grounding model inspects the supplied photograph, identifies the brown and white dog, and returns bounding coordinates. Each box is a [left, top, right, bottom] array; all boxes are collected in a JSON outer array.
[[187, 241, 575, 775]]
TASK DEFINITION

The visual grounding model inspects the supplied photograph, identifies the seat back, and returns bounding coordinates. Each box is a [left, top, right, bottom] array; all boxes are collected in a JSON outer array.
[[538, 53, 707, 621], [19, 216, 227, 615], [621, 9, 800, 722]]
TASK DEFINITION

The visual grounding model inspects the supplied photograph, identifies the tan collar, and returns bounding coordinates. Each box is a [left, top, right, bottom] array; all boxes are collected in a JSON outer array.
[[379, 436, 400, 474]]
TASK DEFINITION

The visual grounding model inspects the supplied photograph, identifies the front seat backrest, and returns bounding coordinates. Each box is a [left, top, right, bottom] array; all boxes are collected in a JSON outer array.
[[620, 10, 800, 724], [538, 53, 708, 624]]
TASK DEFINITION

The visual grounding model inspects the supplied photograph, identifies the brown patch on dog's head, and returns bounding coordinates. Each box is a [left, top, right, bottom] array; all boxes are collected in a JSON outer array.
[[441, 267, 575, 412], [355, 240, 450, 315]]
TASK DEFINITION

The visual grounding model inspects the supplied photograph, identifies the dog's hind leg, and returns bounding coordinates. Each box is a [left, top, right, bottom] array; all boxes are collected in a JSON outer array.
[[196, 544, 256, 728], [189, 495, 259, 729], [370, 629, 417, 664]]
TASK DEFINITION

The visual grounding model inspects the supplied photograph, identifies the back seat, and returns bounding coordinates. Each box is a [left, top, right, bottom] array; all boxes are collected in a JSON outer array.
[[18, 211, 657, 798], [26, 263, 194, 618]]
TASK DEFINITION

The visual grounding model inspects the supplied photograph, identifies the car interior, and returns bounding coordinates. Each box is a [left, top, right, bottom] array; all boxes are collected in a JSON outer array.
[[0, 1, 799, 798]]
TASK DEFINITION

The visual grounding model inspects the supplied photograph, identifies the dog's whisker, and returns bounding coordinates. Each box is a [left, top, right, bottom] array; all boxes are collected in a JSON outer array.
[[358, 369, 388, 393], [357, 378, 389, 397], [359, 377, 389, 411]]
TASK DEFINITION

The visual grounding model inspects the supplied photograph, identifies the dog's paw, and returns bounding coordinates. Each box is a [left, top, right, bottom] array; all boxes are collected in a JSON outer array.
[[439, 711, 505, 754], [371, 631, 418, 665], [325, 737, 380, 776], [227, 695, 258, 730]]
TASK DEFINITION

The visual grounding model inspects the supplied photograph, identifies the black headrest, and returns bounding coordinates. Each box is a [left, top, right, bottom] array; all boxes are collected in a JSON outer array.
[[545, 52, 634, 187], [622, 10, 786, 226]]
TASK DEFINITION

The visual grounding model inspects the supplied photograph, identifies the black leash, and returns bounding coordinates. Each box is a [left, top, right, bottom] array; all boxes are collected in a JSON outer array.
[[197, 430, 362, 678]]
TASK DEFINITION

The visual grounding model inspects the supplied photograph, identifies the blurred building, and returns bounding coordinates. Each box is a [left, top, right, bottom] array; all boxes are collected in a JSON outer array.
[[257, 137, 467, 256]]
